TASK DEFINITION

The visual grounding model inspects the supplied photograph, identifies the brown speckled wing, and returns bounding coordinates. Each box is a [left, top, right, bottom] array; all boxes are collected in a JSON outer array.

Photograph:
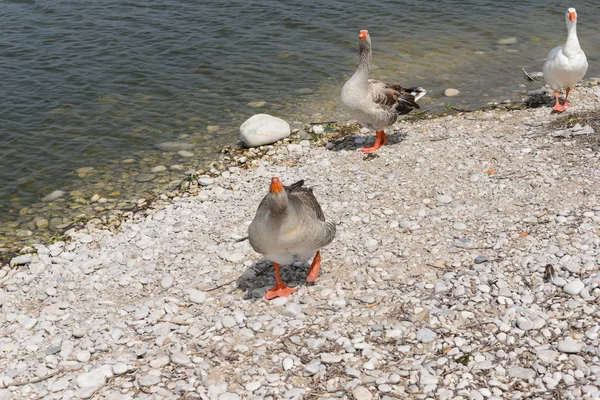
[[369, 79, 420, 115]]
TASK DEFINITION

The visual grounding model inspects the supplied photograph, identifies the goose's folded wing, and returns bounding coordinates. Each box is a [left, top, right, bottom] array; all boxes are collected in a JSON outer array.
[[369, 79, 419, 109]]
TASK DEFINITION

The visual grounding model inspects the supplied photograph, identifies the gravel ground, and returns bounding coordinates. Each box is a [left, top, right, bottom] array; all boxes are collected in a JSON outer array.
[[1, 84, 600, 400]]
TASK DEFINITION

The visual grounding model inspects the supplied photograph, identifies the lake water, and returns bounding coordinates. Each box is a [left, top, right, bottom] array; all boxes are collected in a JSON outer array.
[[1, 0, 599, 246]]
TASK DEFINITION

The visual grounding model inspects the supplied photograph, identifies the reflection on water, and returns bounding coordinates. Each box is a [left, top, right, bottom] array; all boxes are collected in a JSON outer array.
[[0, 0, 599, 243]]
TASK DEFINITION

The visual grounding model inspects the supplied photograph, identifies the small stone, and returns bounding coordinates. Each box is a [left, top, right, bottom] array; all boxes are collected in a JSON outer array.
[[312, 125, 325, 134], [43, 190, 65, 202], [352, 386, 373, 400], [283, 358, 294, 371], [151, 165, 167, 173], [437, 194, 453, 204], [75, 350, 92, 363], [304, 360, 321, 375], [271, 297, 288, 307], [444, 88, 460, 97], [189, 289, 207, 304], [509, 367, 536, 380], [558, 338, 582, 354], [416, 328, 437, 343], [49, 378, 70, 392], [358, 295, 376, 304], [161, 275, 174, 289], [365, 239, 378, 252], [419, 369, 438, 386], [76, 369, 107, 388], [150, 354, 170, 368], [155, 141, 194, 152], [474, 255, 488, 264], [517, 317, 533, 331], [453, 222, 467, 230], [178, 150, 194, 158], [222, 316, 236, 328], [135, 173, 155, 182], [171, 351, 190, 365], [0, 389, 13, 400], [10, 254, 32, 266], [198, 178, 214, 186], [245, 381, 261, 392], [378, 384, 392, 393], [321, 353, 343, 364], [247, 101, 266, 108], [76, 387, 98, 399], [563, 280, 584, 296], [282, 303, 302, 318], [497, 37, 517, 45], [112, 363, 128, 375], [139, 374, 161, 386]]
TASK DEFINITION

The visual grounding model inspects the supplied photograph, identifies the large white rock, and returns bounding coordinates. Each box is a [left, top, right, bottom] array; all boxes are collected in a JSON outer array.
[[240, 114, 290, 147]]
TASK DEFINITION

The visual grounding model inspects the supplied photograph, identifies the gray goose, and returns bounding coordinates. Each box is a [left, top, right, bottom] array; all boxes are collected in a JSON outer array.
[[248, 177, 336, 300], [342, 29, 426, 152]]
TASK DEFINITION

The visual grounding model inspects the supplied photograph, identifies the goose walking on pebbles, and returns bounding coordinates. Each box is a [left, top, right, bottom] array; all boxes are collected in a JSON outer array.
[[342, 29, 426, 152], [542, 8, 588, 113], [248, 177, 336, 300]]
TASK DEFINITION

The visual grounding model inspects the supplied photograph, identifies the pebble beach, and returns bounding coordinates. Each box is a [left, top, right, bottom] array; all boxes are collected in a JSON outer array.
[[1, 83, 600, 399]]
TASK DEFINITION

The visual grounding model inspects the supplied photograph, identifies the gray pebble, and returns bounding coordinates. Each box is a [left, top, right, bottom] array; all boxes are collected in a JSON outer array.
[[474, 255, 488, 264], [563, 280, 584, 296], [139, 374, 161, 386], [416, 328, 437, 343], [189, 289, 207, 304], [558, 338, 582, 354], [437, 195, 453, 204], [352, 386, 373, 400], [171, 351, 190, 365], [161, 275, 174, 289], [509, 367, 536, 380], [282, 303, 302, 318]]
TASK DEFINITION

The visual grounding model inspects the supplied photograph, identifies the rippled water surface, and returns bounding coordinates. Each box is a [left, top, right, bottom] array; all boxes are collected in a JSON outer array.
[[1, 0, 599, 243]]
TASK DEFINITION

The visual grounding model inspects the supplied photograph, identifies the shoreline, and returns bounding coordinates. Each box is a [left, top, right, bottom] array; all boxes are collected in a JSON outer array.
[[0, 77, 547, 260]]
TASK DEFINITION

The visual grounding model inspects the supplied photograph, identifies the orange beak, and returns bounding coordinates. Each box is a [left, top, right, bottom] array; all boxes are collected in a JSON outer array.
[[270, 177, 283, 193], [569, 11, 576, 21], [359, 30, 368, 40]]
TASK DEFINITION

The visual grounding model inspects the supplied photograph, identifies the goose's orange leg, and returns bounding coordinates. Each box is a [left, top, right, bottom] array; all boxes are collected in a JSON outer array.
[[563, 87, 572, 107], [306, 251, 322, 283], [359, 130, 386, 153], [552, 90, 566, 113], [265, 262, 296, 300]]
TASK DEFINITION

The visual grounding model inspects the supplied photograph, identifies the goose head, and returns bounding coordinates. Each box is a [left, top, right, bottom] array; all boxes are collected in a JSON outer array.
[[358, 29, 371, 50], [266, 177, 288, 215], [566, 8, 577, 24]]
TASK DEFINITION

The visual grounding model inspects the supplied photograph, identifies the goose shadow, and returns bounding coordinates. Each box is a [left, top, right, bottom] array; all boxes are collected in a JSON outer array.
[[525, 92, 556, 109], [236, 259, 312, 301], [326, 129, 408, 152]]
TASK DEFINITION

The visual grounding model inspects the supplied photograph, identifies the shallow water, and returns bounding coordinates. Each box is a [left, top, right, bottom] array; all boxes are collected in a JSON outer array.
[[1, 0, 599, 245]]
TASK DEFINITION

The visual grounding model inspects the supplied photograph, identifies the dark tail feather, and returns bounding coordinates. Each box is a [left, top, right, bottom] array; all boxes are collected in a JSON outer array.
[[234, 236, 249, 243], [285, 179, 305, 192], [394, 87, 426, 115]]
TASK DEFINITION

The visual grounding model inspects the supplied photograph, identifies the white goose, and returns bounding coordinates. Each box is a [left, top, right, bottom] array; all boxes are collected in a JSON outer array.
[[542, 8, 588, 113], [342, 29, 426, 152]]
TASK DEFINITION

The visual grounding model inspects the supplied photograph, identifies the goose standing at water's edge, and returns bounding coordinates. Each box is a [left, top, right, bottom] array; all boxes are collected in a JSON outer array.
[[542, 8, 588, 113], [248, 177, 336, 300], [342, 30, 426, 152]]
